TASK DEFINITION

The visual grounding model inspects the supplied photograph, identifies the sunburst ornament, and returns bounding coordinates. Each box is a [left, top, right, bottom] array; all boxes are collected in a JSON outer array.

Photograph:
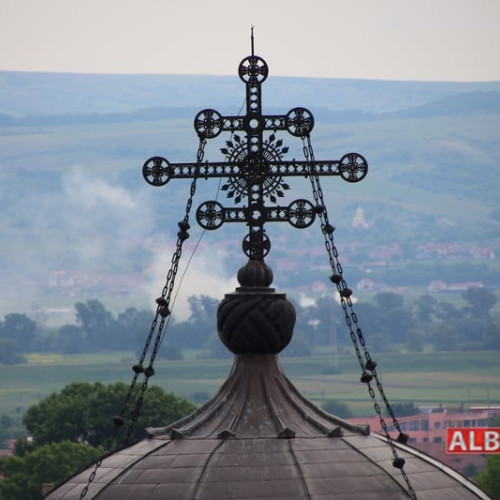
[[220, 133, 291, 204]]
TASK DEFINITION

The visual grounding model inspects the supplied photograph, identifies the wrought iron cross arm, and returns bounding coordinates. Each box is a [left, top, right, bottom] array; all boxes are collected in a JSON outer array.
[[219, 114, 288, 133], [268, 155, 368, 182], [142, 157, 245, 186], [142, 153, 368, 187], [196, 199, 319, 231], [194, 110, 244, 137], [194, 107, 314, 140], [194, 113, 287, 137]]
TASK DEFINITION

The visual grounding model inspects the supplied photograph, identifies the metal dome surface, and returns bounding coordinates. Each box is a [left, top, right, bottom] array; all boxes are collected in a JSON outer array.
[[46, 354, 488, 499]]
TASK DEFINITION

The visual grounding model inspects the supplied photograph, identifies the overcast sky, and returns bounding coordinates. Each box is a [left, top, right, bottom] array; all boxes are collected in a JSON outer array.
[[1, 0, 499, 81]]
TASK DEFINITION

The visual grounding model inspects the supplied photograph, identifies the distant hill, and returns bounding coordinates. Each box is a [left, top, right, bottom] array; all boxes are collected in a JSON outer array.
[[0, 71, 499, 319], [1, 70, 500, 117], [389, 91, 500, 118]]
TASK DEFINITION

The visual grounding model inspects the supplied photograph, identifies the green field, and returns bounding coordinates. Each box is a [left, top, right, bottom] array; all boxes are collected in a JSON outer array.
[[2, 350, 499, 424]]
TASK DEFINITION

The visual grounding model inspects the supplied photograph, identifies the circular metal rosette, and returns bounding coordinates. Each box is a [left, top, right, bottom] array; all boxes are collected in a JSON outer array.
[[242, 231, 271, 258], [221, 136, 290, 203], [238, 56, 269, 84], [287, 199, 316, 228], [194, 109, 222, 139], [339, 153, 368, 182], [196, 201, 225, 230], [142, 156, 172, 186], [285, 107, 315, 137]]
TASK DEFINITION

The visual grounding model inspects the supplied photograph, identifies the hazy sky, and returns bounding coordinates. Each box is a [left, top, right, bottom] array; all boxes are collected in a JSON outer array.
[[1, 0, 499, 81]]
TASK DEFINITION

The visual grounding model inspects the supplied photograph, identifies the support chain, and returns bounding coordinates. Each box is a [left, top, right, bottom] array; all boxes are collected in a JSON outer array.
[[78, 139, 205, 499], [302, 136, 417, 499], [120, 137, 204, 444]]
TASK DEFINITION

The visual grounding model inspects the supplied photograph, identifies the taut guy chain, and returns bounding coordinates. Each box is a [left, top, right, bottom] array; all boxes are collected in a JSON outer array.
[[302, 135, 417, 499]]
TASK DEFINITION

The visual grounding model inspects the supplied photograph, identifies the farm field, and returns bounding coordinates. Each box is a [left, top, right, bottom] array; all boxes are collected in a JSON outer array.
[[2, 350, 499, 424]]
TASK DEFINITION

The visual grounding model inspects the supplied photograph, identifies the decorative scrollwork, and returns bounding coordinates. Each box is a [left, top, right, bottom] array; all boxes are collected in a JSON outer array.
[[196, 201, 224, 230], [238, 56, 268, 84], [194, 109, 222, 139], [287, 199, 315, 228], [220, 134, 290, 203], [286, 107, 314, 137], [339, 153, 368, 183], [142, 157, 172, 186]]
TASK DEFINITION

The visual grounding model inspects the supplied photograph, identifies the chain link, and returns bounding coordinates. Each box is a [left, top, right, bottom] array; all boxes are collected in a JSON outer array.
[[79, 138, 205, 499], [122, 137, 204, 444], [302, 136, 416, 499]]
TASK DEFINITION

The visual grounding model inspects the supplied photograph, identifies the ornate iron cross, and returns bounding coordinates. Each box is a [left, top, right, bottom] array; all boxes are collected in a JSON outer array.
[[142, 41, 367, 260]]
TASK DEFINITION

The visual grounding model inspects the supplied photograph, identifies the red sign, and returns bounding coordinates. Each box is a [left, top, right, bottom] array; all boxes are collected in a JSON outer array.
[[447, 428, 500, 454]]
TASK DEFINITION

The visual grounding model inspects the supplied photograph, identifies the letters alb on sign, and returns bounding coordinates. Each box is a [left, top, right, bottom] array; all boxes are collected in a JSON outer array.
[[447, 428, 500, 454]]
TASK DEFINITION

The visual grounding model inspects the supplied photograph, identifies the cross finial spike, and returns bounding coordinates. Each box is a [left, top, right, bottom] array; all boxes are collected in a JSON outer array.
[[251, 25, 255, 55]]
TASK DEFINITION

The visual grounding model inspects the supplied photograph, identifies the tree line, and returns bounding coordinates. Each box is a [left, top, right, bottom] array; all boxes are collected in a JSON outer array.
[[0, 382, 195, 499], [0, 287, 499, 365]]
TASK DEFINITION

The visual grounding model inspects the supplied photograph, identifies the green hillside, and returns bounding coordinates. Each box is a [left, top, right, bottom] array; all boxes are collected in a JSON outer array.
[[0, 72, 499, 319]]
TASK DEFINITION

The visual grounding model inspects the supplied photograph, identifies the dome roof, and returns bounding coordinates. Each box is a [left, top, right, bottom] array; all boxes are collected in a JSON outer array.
[[46, 354, 488, 499]]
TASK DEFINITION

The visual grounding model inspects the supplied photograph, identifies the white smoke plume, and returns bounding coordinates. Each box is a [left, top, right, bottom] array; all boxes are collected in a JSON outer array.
[[142, 237, 239, 321]]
